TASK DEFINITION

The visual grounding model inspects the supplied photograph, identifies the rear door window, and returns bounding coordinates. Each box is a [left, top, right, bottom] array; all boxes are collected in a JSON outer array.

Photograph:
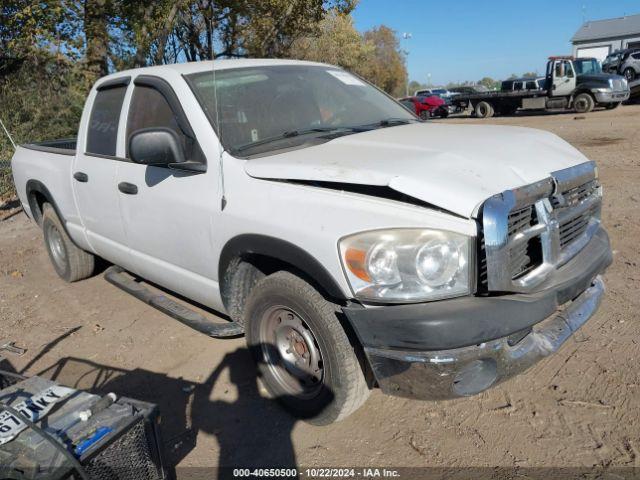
[[86, 86, 127, 156]]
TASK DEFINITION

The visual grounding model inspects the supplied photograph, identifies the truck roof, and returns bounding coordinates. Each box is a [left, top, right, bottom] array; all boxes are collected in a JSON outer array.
[[94, 59, 334, 88]]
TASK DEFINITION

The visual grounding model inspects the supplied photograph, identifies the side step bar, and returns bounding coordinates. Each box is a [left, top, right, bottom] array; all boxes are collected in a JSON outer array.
[[104, 266, 244, 338]]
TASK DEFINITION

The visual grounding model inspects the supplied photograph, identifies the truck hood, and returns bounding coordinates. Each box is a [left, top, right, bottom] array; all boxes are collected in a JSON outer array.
[[244, 123, 590, 218], [577, 73, 621, 86]]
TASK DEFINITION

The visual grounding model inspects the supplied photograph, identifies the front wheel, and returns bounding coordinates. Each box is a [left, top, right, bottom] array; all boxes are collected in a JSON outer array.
[[419, 110, 430, 120], [244, 271, 369, 425], [573, 93, 595, 113]]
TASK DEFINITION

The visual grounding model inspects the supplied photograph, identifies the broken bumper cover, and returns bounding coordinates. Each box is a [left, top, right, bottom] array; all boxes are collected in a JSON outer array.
[[364, 277, 604, 399], [342, 227, 611, 400]]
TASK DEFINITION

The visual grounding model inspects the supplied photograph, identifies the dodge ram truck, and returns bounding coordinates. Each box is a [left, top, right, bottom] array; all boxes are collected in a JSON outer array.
[[11, 59, 612, 424]]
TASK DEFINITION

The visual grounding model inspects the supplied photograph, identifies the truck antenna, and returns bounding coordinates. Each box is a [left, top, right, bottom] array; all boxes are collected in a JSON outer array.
[[211, 48, 226, 211], [0, 117, 16, 149]]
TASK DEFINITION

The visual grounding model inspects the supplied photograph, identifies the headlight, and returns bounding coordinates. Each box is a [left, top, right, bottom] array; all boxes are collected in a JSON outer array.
[[339, 229, 473, 303]]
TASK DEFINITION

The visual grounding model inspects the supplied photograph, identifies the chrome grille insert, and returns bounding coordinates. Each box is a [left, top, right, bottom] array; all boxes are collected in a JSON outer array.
[[481, 161, 601, 293]]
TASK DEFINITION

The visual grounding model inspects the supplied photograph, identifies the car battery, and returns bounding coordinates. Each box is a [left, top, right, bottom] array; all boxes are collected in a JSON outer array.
[[0, 372, 169, 480]]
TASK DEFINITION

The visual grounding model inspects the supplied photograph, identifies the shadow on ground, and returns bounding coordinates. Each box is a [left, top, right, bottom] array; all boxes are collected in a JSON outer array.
[[1, 331, 331, 479]]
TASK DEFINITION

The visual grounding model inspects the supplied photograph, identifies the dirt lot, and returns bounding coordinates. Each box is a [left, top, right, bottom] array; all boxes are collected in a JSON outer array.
[[1, 105, 639, 476]]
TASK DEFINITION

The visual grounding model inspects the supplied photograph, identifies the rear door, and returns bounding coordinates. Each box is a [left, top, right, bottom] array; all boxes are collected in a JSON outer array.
[[115, 75, 221, 308], [72, 78, 131, 267]]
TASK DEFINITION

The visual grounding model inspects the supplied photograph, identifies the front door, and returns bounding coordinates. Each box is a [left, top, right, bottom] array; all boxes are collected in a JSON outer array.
[[115, 76, 221, 309], [551, 59, 577, 97], [72, 81, 131, 267]]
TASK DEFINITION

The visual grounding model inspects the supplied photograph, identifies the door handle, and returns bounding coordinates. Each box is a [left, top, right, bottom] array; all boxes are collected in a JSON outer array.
[[118, 182, 138, 195], [73, 172, 88, 182]]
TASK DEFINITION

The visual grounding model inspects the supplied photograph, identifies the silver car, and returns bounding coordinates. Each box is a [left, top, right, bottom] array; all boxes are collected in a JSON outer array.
[[619, 49, 640, 82]]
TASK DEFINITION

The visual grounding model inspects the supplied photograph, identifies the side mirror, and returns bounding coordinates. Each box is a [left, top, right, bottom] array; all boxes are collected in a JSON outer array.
[[129, 128, 185, 166]]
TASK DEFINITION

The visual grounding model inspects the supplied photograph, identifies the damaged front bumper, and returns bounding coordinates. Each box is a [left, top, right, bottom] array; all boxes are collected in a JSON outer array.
[[364, 276, 605, 399]]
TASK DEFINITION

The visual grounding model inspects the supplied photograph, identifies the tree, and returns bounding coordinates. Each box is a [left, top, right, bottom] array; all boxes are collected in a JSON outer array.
[[362, 25, 407, 96], [478, 77, 499, 90], [289, 12, 373, 76]]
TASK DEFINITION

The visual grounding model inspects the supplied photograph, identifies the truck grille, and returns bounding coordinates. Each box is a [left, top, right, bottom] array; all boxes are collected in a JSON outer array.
[[481, 161, 601, 293]]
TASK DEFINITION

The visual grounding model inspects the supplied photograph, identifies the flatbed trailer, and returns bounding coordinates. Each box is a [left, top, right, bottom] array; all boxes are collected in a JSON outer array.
[[451, 56, 630, 118]]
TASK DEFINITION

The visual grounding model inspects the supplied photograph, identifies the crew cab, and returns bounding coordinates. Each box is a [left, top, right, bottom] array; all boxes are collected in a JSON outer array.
[[452, 56, 629, 117], [11, 59, 612, 424]]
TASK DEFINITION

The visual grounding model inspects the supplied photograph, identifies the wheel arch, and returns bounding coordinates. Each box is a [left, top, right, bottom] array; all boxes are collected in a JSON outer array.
[[26, 180, 64, 227], [218, 234, 349, 313]]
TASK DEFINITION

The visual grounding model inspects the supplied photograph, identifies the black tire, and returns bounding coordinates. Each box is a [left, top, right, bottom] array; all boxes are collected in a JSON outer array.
[[42, 203, 95, 282], [605, 102, 621, 110], [419, 110, 430, 120], [438, 109, 449, 118], [624, 68, 636, 82], [244, 271, 369, 424], [573, 93, 595, 114], [474, 101, 494, 118]]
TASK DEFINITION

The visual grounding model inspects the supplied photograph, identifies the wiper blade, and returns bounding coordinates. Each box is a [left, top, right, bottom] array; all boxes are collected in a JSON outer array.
[[353, 117, 419, 131], [232, 126, 364, 153]]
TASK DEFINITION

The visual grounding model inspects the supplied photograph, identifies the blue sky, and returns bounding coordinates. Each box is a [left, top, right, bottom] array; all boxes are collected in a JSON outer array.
[[352, 0, 640, 85]]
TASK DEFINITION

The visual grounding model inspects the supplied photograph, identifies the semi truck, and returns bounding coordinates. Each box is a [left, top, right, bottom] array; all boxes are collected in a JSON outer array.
[[451, 56, 630, 118]]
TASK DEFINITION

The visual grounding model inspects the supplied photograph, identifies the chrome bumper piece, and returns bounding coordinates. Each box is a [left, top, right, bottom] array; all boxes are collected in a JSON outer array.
[[366, 276, 605, 400]]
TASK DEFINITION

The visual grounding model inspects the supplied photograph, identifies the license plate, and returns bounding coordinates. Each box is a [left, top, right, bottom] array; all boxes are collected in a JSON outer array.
[[0, 385, 75, 445]]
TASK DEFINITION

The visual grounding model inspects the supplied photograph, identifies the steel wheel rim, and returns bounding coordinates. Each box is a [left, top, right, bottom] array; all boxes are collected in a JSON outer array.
[[47, 224, 67, 271], [259, 305, 324, 399]]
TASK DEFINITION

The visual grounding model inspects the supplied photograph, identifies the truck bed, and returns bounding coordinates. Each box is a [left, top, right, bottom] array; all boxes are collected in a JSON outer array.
[[22, 138, 77, 155]]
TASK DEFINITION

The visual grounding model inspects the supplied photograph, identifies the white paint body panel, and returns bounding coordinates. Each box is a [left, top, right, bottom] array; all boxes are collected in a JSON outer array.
[[245, 122, 590, 218], [10, 59, 594, 313]]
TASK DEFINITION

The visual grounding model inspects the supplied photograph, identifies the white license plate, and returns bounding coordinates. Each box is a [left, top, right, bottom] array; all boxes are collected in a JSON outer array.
[[0, 385, 75, 445]]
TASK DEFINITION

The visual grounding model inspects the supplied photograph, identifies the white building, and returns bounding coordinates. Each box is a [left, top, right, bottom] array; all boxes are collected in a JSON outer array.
[[572, 14, 640, 61]]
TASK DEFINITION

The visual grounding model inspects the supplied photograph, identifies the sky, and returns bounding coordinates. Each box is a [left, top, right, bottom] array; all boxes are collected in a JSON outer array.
[[352, 0, 640, 85]]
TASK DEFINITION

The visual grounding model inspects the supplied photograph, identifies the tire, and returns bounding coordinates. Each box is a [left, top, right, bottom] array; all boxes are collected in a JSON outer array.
[[606, 102, 621, 110], [573, 93, 595, 114], [474, 101, 494, 118], [244, 271, 369, 425], [42, 203, 95, 282], [419, 110, 430, 120], [624, 68, 636, 82], [438, 109, 449, 118]]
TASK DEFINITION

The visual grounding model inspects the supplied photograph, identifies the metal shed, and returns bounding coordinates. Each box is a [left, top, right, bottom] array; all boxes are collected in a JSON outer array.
[[572, 14, 640, 60]]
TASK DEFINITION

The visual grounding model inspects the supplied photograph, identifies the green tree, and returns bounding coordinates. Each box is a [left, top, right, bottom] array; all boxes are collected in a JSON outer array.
[[362, 25, 407, 96], [289, 12, 373, 75]]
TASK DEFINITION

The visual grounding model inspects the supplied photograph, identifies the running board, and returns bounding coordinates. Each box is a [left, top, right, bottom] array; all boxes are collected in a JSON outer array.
[[104, 266, 244, 338]]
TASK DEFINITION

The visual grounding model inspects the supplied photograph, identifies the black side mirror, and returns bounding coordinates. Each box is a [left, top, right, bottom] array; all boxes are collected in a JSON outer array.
[[129, 128, 186, 166]]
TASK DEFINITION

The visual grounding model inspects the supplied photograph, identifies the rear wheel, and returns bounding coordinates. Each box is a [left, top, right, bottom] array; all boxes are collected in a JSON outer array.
[[624, 68, 636, 82], [573, 93, 595, 113], [474, 101, 494, 118], [42, 203, 95, 282], [244, 271, 369, 424]]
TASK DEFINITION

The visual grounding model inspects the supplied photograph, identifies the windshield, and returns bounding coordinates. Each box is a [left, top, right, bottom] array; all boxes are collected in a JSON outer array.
[[186, 65, 416, 156], [573, 58, 602, 75]]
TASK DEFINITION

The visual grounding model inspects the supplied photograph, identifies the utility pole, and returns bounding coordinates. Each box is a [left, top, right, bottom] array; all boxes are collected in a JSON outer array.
[[402, 32, 412, 96]]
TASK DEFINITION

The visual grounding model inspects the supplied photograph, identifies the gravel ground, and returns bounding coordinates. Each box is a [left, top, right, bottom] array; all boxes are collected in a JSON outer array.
[[0, 105, 639, 477]]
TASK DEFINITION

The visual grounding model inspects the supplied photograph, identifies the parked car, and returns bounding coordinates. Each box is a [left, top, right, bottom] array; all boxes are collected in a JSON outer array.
[[602, 48, 640, 79], [399, 95, 448, 119], [618, 49, 640, 81], [11, 59, 612, 424], [449, 85, 490, 95], [501, 77, 546, 92], [414, 87, 453, 98]]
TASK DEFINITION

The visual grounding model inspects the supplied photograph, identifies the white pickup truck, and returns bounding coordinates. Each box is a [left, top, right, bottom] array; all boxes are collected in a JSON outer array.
[[11, 59, 612, 424]]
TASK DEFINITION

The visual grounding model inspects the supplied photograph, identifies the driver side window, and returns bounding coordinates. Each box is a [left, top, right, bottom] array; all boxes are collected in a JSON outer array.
[[126, 86, 187, 157]]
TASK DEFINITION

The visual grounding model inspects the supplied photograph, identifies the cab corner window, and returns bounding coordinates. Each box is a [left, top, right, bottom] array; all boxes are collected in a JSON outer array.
[[86, 86, 127, 156]]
